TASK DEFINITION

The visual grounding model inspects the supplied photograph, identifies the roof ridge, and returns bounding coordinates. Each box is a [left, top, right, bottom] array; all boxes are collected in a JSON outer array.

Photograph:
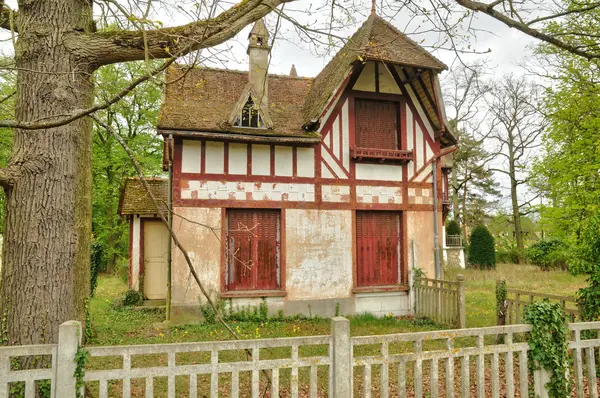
[[169, 64, 313, 80], [371, 15, 447, 70]]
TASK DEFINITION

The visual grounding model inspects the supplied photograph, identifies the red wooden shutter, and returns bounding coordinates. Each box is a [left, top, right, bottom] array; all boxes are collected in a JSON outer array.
[[356, 211, 401, 287], [355, 99, 398, 150], [227, 209, 280, 291]]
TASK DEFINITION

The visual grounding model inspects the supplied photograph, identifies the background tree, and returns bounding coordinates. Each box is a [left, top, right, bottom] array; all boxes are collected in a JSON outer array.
[[468, 224, 496, 269], [529, 5, 600, 243], [486, 75, 545, 262], [0, 0, 290, 347], [92, 62, 163, 274]]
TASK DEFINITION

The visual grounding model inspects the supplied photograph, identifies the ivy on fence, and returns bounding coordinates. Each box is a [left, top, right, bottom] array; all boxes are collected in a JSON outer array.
[[523, 300, 572, 398]]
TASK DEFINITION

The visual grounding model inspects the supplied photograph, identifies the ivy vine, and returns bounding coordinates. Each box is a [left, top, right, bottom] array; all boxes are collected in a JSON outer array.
[[523, 300, 572, 398], [74, 347, 89, 398], [496, 279, 507, 319]]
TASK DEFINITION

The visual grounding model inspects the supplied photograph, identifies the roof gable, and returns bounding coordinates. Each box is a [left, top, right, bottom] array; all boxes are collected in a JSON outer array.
[[118, 178, 168, 216], [302, 14, 447, 125]]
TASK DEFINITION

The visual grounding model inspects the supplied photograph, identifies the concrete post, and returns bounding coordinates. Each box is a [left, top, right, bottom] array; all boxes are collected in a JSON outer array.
[[533, 364, 551, 398], [331, 316, 351, 397], [456, 275, 466, 328], [54, 320, 82, 398]]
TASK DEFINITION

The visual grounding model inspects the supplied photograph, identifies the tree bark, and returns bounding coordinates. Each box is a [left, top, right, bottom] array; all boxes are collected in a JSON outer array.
[[0, 0, 94, 345], [0, 0, 289, 346]]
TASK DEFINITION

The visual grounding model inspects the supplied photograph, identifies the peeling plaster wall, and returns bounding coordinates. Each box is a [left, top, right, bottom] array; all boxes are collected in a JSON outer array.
[[406, 210, 436, 278], [285, 209, 353, 300], [171, 207, 222, 305]]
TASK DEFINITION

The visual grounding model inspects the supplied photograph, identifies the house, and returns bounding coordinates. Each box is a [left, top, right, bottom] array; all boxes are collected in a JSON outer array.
[[120, 13, 457, 318]]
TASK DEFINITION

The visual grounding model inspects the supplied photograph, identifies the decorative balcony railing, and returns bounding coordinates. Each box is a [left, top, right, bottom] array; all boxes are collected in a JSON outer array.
[[350, 146, 413, 163], [446, 234, 462, 247]]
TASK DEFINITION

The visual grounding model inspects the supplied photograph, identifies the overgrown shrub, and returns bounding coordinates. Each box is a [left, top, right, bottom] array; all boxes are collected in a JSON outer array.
[[122, 289, 143, 307], [468, 225, 496, 269], [526, 239, 568, 271], [445, 219, 461, 236], [570, 214, 600, 321]]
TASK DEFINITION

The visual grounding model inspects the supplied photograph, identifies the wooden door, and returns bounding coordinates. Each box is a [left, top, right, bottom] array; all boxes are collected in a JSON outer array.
[[143, 220, 169, 299]]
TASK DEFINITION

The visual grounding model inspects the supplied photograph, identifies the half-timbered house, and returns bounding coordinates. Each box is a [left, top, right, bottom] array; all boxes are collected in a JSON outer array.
[[120, 14, 457, 317]]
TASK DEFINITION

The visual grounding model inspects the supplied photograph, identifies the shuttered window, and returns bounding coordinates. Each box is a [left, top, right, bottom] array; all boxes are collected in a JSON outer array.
[[356, 211, 401, 287], [355, 99, 399, 150], [226, 209, 280, 291]]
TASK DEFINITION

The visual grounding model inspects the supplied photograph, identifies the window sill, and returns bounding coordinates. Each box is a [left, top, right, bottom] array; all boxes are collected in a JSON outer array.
[[352, 285, 409, 294], [221, 290, 287, 298]]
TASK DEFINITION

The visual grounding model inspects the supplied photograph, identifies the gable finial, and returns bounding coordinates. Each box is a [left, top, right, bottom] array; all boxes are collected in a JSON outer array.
[[371, 0, 376, 15]]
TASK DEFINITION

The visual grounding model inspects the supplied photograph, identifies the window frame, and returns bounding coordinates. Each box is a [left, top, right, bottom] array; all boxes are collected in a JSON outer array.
[[221, 208, 285, 297], [351, 97, 413, 164]]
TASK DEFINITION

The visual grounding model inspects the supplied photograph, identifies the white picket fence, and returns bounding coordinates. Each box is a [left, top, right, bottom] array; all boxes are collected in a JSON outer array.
[[2, 319, 600, 397]]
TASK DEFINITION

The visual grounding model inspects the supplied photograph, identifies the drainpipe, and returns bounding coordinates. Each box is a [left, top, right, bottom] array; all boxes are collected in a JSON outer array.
[[166, 134, 174, 322], [432, 160, 441, 279]]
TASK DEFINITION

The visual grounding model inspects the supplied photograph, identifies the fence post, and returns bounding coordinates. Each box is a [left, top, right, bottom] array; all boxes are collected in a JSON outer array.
[[533, 364, 551, 398], [456, 274, 466, 328], [331, 316, 351, 397], [54, 320, 82, 398]]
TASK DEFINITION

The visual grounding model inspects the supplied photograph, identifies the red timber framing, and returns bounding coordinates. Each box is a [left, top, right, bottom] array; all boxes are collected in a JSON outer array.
[[220, 208, 286, 297], [170, 62, 444, 214]]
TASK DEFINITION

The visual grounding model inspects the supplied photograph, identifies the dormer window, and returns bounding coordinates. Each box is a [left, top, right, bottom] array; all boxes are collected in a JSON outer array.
[[234, 96, 265, 128]]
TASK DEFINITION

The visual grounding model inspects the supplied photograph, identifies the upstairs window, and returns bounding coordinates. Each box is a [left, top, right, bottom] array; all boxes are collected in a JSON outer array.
[[355, 99, 399, 150], [233, 96, 265, 128], [226, 209, 280, 291]]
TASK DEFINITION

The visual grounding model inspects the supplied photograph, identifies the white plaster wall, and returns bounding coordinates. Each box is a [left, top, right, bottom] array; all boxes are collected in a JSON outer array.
[[355, 163, 403, 181], [379, 66, 402, 94], [285, 209, 353, 300], [181, 140, 201, 173], [356, 185, 402, 204], [405, 211, 435, 278], [180, 180, 315, 202], [274, 146, 293, 177], [205, 141, 225, 174], [332, 116, 340, 160], [171, 207, 222, 305], [322, 185, 351, 203], [131, 216, 141, 290], [341, 99, 350, 171], [353, 62, 376, 92], [228, 143, 247, 175], [251, 144, 271, 176], [296, 147, 315, 178]]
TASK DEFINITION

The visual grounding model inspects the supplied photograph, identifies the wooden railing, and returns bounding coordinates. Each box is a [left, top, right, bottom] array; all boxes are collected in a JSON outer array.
[[500, 283, 581, 325], [350, 146, 413, 163], [414, 275, 466, 328], [445, 234, 462, 247]]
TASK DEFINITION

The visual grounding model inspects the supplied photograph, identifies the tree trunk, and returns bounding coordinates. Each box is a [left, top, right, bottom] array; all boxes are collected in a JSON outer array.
[[508, 131, 524, 264], [0, 0, 93, 345], [452, 167, 460, 223]]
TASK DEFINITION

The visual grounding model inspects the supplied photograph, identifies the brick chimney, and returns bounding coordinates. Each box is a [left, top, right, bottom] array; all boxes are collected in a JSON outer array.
[[247, 19, 270, 109]]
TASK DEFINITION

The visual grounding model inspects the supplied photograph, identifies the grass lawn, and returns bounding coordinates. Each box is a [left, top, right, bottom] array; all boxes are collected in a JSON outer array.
[[89, 275, 441, 347], [85, 264, 588, 396], [445, 262, 587, 327]]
